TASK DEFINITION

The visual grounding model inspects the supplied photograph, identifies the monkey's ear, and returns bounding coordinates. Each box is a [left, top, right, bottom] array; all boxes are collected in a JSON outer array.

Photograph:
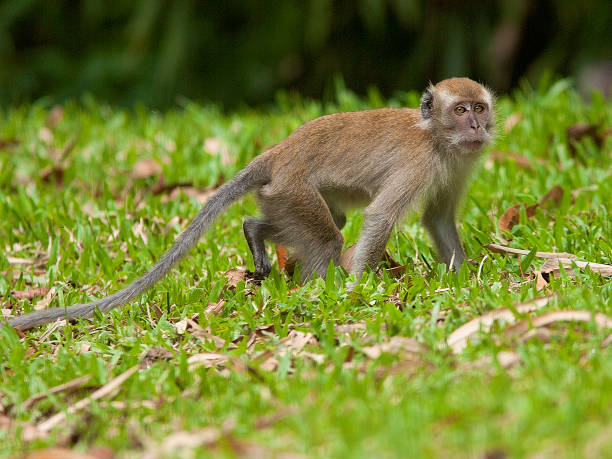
[[420, 89, 434, 119]]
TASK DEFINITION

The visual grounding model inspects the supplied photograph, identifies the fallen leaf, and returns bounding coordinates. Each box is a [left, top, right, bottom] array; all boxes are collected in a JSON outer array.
[[499, 203, 538, 232], [540, 185, 564, 207], [131, 159, 162, 179], [160, 186, 217, 204], [0, 137, 19, 151], [140, 347, 174, 369], [162, 215, 181, 235], [22, 375, 93, 410], [534, 271, 549, 290], [184, 318, 227, 349], [541, 257, 612, 278], [498, 185, 564, 232], [484, 243, 575, 259], [361, 336, 422, 359], [0, 414, 47, 442], [204, 300, 225, 316], [567, 122, 603, 155], [496, 351, 521, 369], [11, 287, 50, 301], [446, 296, 553, 353], [383, 251, 406, 277], [224, 268, 247, 290], [7, 256, 35, 265], [279, 330, 318, 352], [335, 322, 367, 334], [504, 113, 522, 132], [187, 352, 230, 369], [154, 407, 295, 457], [17, 448, 105, 459], [45, 105, 65, 129], [504, 310, 612, 337], [204, 137, 232, 166], [34, 286, 56, 311], [37, 366, 139, 433], [39, 126, 53, 144], [488, 151, 534, 169], [159, 426, 223, 454]]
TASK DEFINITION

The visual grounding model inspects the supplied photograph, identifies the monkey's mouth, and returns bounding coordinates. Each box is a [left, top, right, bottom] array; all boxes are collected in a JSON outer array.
[[462, 139, 486, 151]]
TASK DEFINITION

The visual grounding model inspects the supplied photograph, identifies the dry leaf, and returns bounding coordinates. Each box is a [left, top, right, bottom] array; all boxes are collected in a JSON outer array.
[[534, 271, 549, 290], [34, 286, 57, 311], [361, 336, 422, 359], [484, 243, 575, 259], [446, 296, 553, 353], [37, 366, 139, 432], [496, 351, 521, 369], [205, 300, 225, 316], [567, 122, 603, 155], [45, 106, 65, 129], [504, 113, 522, 132], [159, 426, 222, 454], [22, 375, 93, 410], [489, 151, 534, 169], [140, 347, 174, 369], [17, 448, 106, 459], [39, 126, 53, 144], [504, 310, 612, 338], [162, 215, 181, 235], [224, 268, 247, 289], [335, 322, 367, 334], [187, 353, 230, 369], [0, 137, 19, 151], [131, 159, 162, 179], [279, 330, 318, 352], [204, 137, 232, 166], [540, 185, 564, 207], [498, 186, 564, 232], [540, 257, 612, 278], [11, 287, 50, 301], [7, 256, 35, 265], [160, 186, 217, 204]]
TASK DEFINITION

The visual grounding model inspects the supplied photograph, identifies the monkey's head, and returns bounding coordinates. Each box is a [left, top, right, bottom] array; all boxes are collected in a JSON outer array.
[[420, 78, 495, 153]]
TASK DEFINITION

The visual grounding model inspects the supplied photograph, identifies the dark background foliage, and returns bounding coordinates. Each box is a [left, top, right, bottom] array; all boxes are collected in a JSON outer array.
[[1, 0, 610, 107]]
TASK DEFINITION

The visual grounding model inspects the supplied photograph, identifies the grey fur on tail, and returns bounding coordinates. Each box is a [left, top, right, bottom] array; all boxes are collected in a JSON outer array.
[[7, 160, 267, 331]]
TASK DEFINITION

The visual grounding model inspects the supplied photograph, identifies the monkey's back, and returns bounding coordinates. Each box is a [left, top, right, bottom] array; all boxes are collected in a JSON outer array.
[[259, 108, 435, 204]]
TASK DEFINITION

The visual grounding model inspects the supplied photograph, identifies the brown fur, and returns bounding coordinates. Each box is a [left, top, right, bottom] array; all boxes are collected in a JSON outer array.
[[7, 78, 495, 331]]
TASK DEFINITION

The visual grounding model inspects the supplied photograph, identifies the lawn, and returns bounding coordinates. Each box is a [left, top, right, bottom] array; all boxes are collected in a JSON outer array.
[[1, 80, 612, 458]]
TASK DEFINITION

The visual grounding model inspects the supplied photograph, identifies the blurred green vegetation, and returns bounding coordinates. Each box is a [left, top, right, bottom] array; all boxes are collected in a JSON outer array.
[[0, 0, 611, 107]]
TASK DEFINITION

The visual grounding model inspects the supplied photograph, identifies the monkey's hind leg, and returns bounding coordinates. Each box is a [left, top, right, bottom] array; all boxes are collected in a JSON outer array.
[[243, 217, 274, 280], [260, 186, 344, 281]]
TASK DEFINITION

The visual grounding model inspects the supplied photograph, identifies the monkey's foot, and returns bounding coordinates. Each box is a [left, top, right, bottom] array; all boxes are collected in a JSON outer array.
[[244, 270, 269, 284]]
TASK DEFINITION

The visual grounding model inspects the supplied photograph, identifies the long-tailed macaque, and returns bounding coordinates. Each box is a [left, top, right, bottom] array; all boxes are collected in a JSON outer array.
[[7, 78, 495, 331]]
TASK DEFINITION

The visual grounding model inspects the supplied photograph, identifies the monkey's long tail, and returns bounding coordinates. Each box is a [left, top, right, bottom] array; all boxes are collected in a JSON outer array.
[[7, 161, 267, 331]]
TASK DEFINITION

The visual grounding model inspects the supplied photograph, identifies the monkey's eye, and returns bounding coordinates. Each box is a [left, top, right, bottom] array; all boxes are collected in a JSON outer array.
[[473, 104, 485, 113], [454, 106, 466, 115]]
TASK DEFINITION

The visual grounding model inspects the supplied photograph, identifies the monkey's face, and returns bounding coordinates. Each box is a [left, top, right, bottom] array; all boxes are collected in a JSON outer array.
[[450, 101, 493, 151], [420, 78, 496, 154]]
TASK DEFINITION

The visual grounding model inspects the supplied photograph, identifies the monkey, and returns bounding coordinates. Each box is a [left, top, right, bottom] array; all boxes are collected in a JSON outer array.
[[6, 78, 495, 331]]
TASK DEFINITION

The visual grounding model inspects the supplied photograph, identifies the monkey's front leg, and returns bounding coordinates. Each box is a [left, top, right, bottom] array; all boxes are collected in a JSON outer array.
[[349, 209, 397, 284], [422, 196, 466, 271]]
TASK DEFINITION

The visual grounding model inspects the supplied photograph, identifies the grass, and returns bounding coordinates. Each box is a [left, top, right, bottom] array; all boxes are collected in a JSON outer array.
[[1, 79, 612, 458]]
